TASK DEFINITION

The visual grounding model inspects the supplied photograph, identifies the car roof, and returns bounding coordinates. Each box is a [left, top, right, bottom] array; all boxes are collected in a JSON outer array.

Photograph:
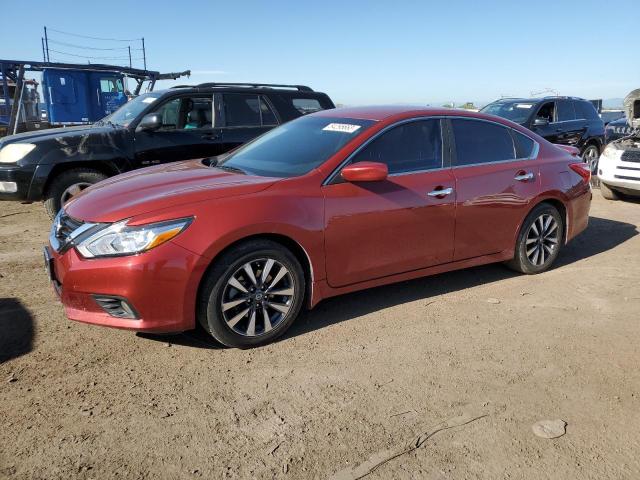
[[489, 96, 588, 104], [159, 83, 324, 96], [312, 105, 497, 122]]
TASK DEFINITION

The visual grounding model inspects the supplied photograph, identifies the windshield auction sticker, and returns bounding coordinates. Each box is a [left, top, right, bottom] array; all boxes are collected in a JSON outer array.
[[322, 123, 362, 133]]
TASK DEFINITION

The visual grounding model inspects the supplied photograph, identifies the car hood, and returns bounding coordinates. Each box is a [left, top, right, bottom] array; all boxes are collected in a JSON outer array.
[[65, 160, 280, 223], [0, 124, 115, 147]]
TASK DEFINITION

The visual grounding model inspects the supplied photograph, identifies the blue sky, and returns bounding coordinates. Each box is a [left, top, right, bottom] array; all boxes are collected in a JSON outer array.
[[2, 0, 638, 106]]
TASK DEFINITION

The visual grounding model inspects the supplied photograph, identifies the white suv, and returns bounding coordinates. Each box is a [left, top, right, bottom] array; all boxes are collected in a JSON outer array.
[[598, 89, 640, 200]]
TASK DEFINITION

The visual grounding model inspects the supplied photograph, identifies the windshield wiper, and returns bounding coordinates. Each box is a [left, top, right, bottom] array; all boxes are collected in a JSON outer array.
[[216, 164, 246, 175]]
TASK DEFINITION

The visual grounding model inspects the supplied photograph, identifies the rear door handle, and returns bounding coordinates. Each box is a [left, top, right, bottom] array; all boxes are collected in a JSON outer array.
[[514, 172, 535, 181], [201, 133, 221, 141], [427, 187, 454, 197]]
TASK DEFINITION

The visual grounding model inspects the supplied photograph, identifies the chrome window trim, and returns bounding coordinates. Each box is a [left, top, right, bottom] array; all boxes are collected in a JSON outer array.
[[322, 115, 541, 185], [322, 116, 446, 186]]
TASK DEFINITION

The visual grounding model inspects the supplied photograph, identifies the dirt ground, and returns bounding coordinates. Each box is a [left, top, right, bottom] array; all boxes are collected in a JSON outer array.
[[1, 192, 639, 480]]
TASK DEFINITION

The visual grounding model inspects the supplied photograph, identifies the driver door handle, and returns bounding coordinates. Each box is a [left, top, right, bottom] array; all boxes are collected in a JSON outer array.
[[427, 187, 454, 197], [514, 172, 535, 182]]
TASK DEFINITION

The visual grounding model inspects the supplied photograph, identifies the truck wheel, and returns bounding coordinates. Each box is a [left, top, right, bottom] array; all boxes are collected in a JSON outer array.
[[43, 169, 108, 219], [599, 182, 620, 201]]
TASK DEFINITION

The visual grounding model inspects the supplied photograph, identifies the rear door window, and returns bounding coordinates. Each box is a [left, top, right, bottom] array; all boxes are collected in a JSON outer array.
[[575, 101, 600, 120], [223, 94, 261, 127], [223, 94, 279, 127], [556, 100, 576, 122], [451, 119, 515, 166], [351, 119, 442, 174]]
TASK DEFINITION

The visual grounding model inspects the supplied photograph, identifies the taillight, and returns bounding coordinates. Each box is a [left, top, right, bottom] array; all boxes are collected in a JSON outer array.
[[569, 162, 591, 183]]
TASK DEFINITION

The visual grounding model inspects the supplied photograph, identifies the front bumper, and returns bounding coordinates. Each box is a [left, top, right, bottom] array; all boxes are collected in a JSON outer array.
[[0, 164, 35, 201], [47, 240, 209, 333], [598, 154, 640, 192]]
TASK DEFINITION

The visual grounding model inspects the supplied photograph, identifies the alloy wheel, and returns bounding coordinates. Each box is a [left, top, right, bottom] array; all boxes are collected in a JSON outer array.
[[525, 214, 559, 267], [582, 146, 599, 172], [221, 258, 295, 337], [61, 182, 92, 206]]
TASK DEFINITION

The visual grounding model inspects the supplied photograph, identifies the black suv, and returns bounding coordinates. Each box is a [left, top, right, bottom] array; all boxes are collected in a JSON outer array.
[[0, 83, 334, 217], [481, 96, 605, 171]]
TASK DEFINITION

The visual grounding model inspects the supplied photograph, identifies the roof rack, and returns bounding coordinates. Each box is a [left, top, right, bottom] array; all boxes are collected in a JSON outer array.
[[172, 82, 313, 92]]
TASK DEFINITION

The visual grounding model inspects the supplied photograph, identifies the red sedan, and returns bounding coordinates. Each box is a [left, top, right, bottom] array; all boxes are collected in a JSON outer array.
[[45, 106, 591, 348]]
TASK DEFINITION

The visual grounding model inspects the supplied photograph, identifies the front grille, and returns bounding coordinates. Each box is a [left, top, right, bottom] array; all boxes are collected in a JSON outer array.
[[614, 174, 640, 182], [621, 150, 640, 163], [49, 211, 101, 253], [56, 213, 83, 240]]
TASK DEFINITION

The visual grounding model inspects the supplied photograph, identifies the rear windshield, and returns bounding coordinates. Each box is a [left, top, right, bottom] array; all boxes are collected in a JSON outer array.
[[218, 115, 375, 178], [480, 101, 536, 124]]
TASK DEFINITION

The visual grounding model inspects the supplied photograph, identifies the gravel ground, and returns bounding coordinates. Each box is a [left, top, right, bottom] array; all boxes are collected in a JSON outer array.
[[1, 192, 639, 479]]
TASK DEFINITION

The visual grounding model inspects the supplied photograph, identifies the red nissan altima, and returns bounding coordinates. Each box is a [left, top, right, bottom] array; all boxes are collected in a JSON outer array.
[[45, 106, 591, 348]]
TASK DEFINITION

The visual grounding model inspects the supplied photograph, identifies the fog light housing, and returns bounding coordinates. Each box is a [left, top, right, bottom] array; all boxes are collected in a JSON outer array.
[[0, 181, 17, 193], [93, 295, 139, 319]]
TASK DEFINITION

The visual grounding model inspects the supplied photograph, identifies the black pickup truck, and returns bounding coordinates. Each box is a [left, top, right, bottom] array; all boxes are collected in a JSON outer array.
[[0, 83, 334, 217]]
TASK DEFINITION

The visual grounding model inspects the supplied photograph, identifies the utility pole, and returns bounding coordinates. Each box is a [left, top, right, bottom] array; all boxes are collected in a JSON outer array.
[[128, 46, 132, 68], [41, 38, 46, 62], [141, 38, 147, 70], [43, 26, 50, 62]]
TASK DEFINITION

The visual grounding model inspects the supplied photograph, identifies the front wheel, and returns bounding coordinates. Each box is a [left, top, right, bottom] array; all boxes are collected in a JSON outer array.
[[506, 204, 564, 274], [43, 169, 107, 219], [198, 239, 305, 348]]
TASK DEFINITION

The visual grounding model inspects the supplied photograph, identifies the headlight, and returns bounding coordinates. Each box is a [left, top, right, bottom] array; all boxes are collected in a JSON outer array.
[[76, 217, 192, 258], [600, 146, 623, 162], [0, 143, 36, 163]]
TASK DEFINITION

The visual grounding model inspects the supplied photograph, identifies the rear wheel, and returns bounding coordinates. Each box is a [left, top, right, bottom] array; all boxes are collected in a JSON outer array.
[[43, 169, 107, 219], [599, 182, 620, 200], [506, 203, 563, 274], [197, 239, 305, 348], [581, 144, 599, 173]]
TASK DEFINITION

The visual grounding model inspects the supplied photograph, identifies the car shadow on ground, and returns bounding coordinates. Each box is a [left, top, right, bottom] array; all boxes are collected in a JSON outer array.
[[137, 215, 637, 349], [0, 298, 34, 363], [285, 215, 638, 342]]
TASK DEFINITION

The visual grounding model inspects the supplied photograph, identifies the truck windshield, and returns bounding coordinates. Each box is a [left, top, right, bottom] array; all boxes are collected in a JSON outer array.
[[217, 115, 375, 178], [101, 92, 162, 127], [480, 101, 536, 124]]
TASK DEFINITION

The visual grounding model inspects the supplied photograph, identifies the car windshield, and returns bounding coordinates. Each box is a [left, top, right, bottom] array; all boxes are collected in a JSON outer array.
[[101, 92, 162, 127], [481, 101, 536, 124], [217, 115, 375, 177]]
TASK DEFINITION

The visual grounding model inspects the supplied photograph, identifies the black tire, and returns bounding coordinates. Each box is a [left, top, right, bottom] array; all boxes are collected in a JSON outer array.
[[599, 182, 620, 201], [505, 203, 564, 274], [197, 239, 306, 348], [43, 169, 108, 219], [580, 144, 600, 173]]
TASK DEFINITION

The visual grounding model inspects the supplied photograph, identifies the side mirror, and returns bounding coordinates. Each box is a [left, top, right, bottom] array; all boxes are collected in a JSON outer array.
[[533, 117, 549, 127], [136, 113, 162, 132], [341, 162, 388, 182]]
